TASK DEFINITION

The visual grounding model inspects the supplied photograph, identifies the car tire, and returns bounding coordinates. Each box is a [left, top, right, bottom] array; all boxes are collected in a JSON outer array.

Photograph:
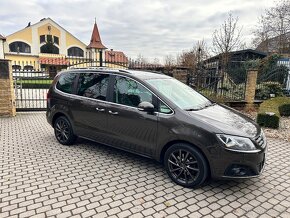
[[164, 143, 209, 188], [54, 116, 77, 145]]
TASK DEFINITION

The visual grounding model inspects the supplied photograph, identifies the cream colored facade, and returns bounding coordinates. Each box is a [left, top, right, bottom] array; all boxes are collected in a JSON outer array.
[[3, 18, 128, 74], [4, 18, 101, 72]]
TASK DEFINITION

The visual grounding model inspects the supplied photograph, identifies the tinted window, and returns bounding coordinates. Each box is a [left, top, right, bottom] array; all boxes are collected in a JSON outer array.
[[113, 76, 153, 107], [77, 73, 109, 101], [56, 73, 77, 94]]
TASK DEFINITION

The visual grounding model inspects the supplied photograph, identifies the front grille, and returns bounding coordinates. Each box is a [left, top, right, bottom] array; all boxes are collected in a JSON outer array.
[[254, 133, 266, 148]]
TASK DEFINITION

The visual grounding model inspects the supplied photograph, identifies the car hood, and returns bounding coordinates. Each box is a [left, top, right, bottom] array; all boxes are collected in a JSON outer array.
[[187, 104, 259, 138]]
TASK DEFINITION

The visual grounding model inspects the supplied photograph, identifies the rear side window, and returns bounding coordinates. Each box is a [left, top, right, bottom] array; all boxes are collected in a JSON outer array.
[[77, 73, 109, 101], [56, 73, 77, 94]]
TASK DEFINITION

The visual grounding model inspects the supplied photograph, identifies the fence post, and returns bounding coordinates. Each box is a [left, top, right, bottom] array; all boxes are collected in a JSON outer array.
[[0, 59, 16, 117], [245, 69, 258, 110]]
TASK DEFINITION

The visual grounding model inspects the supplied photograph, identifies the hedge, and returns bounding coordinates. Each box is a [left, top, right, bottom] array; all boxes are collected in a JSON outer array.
[[279, 104, 290, 116], [257, 113, 280, 129], [257, 97, 290, 129]]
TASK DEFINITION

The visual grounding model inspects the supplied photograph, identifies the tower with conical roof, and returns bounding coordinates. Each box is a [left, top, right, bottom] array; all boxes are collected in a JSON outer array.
[[87, 20, 107, 66]]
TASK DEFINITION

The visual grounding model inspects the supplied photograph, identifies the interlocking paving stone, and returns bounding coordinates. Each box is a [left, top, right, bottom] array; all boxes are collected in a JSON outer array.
[[0, 112, 290, 217]]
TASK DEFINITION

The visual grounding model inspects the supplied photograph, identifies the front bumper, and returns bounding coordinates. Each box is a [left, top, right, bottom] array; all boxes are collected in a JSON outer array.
[[210, 144, 267, 179]]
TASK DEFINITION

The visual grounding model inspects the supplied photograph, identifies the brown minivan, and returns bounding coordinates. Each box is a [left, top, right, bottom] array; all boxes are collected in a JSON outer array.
[[46, 68, 267, 188]]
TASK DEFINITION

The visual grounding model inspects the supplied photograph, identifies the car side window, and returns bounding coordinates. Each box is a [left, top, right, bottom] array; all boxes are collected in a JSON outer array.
[[113, 76, 153, 107], [56, 73, 77, 94], [77, 73, 109, 101], [159, 101, 173, 114]]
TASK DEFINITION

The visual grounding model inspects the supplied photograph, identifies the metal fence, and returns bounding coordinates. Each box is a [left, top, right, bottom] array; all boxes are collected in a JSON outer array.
[[16, 55, 288, 111], [255, 58, 290, 100], [12, 56, 129, 111]]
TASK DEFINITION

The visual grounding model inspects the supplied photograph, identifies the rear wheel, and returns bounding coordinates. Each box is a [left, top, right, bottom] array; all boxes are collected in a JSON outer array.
[[54, 116, 76, 145], [164, 143, 208, 188]]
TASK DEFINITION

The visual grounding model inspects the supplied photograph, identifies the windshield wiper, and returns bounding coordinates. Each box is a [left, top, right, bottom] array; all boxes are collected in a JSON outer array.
[[185, 108, 200, 111]]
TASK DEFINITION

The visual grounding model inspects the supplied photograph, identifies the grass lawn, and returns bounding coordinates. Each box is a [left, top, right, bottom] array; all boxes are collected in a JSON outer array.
[[16, 79, 53, 85]]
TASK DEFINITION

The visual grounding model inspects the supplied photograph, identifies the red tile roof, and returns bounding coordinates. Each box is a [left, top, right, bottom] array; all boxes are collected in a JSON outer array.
[[39, 57, 69, 66], [87, 22, 107, 49], [105, 50, 128, 63]]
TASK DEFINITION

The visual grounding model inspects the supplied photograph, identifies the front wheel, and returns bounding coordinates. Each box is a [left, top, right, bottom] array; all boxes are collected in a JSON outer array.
[[54, 116, 76, 145], [164, 143, 209, 188]]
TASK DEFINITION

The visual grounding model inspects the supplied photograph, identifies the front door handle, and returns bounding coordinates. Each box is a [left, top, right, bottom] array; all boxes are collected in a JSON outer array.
[[96, 108, 105, 112], [108, 110, 119, 115]]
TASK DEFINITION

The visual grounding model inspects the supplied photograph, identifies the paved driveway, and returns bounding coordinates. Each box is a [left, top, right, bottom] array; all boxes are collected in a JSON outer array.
[[0, 112, 289, 218]]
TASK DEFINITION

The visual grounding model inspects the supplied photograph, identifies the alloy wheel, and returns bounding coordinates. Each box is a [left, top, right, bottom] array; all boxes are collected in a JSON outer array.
[[168, 149, 200, 185]]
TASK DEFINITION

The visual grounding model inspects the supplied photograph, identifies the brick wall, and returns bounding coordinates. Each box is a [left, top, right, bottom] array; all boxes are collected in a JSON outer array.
[[0, 59, 16, 117]]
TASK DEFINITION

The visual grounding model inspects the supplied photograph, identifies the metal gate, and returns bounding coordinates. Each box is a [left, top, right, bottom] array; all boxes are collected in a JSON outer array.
[[13, 56, 129, 111], [13, 70, 50, 111]]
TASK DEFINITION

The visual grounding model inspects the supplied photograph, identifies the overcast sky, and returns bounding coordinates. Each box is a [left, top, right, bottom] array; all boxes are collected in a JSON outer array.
[[0, 0, 276, 62]]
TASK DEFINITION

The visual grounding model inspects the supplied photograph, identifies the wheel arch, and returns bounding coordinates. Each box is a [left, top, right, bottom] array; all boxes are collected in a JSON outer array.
[[159, 140, 211, 177], [52, 112, 67, 126]]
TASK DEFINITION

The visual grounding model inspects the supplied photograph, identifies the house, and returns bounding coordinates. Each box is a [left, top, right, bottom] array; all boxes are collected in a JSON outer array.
[[205, 49, 267, 75], [2, 18, 127, 76], [256, 32, 290, 55]]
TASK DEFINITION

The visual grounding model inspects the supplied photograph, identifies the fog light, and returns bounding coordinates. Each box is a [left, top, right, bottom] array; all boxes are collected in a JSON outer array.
[[225, 164, 256, 177]]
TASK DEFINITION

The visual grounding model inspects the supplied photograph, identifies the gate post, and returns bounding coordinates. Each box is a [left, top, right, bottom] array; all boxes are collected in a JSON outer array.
[[0, 59, 16, 117], [245, 69, 258, 110]]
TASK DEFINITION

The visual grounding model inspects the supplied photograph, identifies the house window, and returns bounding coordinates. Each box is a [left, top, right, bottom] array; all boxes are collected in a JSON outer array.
[[40, 35, 45, 43], [23, 65, 34, 71], [47, 35, 53, 43], [67, 47, 84, 57], [40, 43, 59, 54], [54, 36, 59, 45], [12, 65, 21, 70], [9, 41, 31, 53]]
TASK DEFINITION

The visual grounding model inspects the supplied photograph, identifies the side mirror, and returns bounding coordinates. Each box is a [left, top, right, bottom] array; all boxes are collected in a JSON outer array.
[[138, 101, 155, 113]]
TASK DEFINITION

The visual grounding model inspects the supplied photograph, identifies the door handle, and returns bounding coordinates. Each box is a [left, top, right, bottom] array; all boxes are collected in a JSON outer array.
[[96, 108, 105, 112], [108, 110, 119, 115]]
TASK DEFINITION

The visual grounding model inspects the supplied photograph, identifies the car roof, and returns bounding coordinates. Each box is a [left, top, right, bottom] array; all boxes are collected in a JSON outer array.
[[63, 67, 171, 80]]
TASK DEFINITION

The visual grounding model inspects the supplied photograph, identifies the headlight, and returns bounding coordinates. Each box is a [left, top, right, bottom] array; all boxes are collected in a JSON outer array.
[[216, 134, 260, 152]]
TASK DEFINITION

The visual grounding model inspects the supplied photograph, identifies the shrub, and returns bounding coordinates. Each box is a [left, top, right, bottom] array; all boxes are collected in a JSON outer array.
[[279, 104, 290, 116], [257, 113, 280, 129], [257, 97, 290, 128], [255, 82, 283, 100]]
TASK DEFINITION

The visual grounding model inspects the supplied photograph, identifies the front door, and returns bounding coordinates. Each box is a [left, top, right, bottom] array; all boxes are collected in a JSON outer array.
[[106, 75, 158, 156]]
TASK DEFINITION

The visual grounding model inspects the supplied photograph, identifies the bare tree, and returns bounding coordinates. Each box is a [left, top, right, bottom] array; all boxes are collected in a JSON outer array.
[[212, 13, 243, 71], [164, 54, 176, 70], [178, 40, 209, 72], [254, 0, 290, 54]]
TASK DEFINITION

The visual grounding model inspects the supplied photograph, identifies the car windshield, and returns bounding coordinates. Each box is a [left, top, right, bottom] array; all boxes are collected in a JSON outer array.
[[146, 78, 213, 110]]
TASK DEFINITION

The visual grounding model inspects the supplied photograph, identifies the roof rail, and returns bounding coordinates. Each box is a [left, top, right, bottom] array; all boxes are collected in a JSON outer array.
[[118, 69, 132, 74], [68, 66, 118, 71]]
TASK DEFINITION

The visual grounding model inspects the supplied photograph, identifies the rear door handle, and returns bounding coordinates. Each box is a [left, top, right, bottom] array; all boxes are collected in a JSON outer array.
[[108, 110, 119, 115], [96, 108, 105, 112]]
